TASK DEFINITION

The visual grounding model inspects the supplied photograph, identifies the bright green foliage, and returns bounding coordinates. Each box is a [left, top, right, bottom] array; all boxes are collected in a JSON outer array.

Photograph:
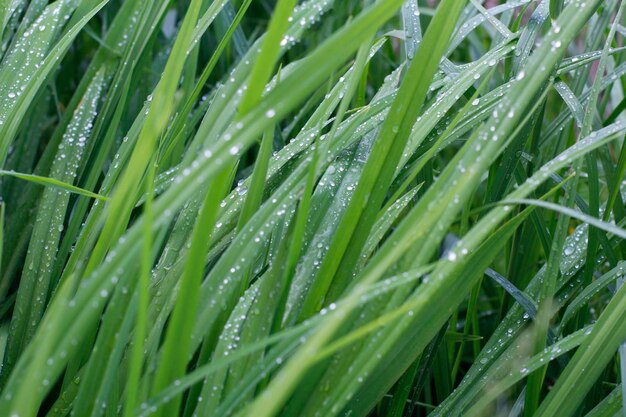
[[0, 1, 626, 417]]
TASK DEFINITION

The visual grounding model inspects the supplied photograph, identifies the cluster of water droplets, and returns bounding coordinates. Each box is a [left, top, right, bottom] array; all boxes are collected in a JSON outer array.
[[0, 1, 75, 131]]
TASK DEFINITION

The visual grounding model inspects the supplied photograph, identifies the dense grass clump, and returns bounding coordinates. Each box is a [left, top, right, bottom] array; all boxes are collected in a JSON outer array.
[[1, 0, 626, 416]]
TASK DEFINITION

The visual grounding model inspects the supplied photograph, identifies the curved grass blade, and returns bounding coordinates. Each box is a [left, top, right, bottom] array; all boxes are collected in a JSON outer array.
[[0, 170, 107, 201], [0, 0, 109, 166]]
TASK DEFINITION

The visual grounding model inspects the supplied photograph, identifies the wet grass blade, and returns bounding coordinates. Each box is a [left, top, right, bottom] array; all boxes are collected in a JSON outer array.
[[1, 68, 106, 382], [0, 170, 107, 201]]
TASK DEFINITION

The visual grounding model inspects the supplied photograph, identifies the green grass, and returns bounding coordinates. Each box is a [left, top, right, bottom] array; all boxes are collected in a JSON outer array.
[[0, 0, 626, 416]]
